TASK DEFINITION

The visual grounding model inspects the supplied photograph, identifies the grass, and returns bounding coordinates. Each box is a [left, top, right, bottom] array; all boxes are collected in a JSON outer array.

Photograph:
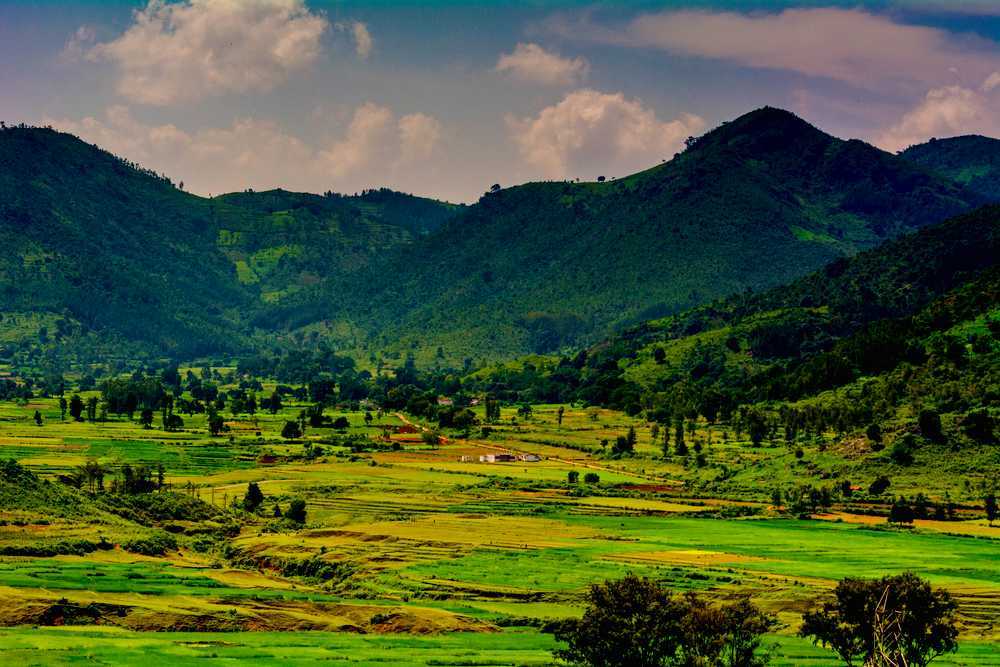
[[0, 396, 998, 664]]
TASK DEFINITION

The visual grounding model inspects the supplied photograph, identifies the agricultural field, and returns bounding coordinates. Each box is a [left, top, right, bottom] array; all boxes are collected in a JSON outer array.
[[0, 394, 998, 665]]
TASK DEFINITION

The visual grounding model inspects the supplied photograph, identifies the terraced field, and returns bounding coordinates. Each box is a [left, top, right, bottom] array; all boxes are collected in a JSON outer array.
[[1, 398, 998, 664]]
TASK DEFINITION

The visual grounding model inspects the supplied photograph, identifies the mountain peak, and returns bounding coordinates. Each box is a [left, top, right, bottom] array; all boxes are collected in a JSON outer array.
[[687, 106, 831, 158]]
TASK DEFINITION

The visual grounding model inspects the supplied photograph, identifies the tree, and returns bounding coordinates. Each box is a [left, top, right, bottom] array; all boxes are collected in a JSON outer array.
[[242, 482, 264, 512], [59, 397, 67, 420], [551, 575, 774, 667], [557, 406, 565, 425], [918, 409, 943, 442], [268, 391, 282, 414], [889, 497, 915, 526], [552, 574, 686, 667], [583, 472, 600, 484], [332, 416, 350, 430], [69, 394, 84, 421], [34, 410, 43, 426], [567, 470, 580, 484], [869, 475, 891, 496], [139, 408, 154, 428], [281, 421, 303, 439], [985, 493, 998, 527], [800, 573, 958, 667], [746, 408, 768, 447], [286, 498, 307, 523]]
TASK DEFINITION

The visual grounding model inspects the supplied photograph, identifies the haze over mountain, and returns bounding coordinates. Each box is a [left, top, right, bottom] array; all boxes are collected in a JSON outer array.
[[0, 107, 991, 364]]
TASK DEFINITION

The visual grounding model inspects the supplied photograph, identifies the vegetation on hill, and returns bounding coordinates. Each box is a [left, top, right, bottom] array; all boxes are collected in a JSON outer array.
[[465, 206, 1000, 471], [0, 125, 459, 362], [289, 107, 981, 361], [901, 135, 1000, 200]]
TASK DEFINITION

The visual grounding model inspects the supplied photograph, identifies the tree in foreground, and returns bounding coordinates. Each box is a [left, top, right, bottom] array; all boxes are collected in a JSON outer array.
[[550, 574, 773, 667], [800, 572, 957, 667]]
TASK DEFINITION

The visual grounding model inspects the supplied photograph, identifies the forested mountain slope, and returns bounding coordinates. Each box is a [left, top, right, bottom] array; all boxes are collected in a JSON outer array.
[[0, 126, 459, 359], [288, 107, 982, 360], [901, 135, 1000, 200], [468, 206, 1000, 452]]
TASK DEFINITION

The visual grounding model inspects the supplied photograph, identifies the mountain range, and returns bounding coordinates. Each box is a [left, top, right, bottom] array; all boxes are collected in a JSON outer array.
[[1, 107, 998, 366]]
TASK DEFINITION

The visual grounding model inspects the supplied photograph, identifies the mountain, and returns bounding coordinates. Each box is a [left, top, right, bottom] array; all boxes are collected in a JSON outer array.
[[289, 107, 982, 361], [0, 109, 988, 366], [0, 125, 459, 360], [900, 135, 1000, 200]]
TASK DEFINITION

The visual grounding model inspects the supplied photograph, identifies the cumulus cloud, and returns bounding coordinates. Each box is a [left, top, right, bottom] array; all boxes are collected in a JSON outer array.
[[85, 0, 329, 105], [555, 8, 1000, 94], [351, 21, 373, 59], [46, 104, 443, 196], [335, 20, 373, 59], [495, 43, 589, 86], [506, 89, 703, 179], [876, 73, 1000, 151]]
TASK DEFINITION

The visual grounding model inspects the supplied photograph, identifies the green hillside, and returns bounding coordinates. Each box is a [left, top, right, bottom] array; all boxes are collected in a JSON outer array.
[[292, 107, 981, 361], [901, 135, 1000, 199], [466, 206, 1000, 481], [211, 189, 458, 305], [0, 110, 989, 366], [0, 126, 459, 361]]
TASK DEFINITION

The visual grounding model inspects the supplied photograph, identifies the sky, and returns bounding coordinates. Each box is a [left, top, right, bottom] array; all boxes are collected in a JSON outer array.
[[4, 0, 1000, 202]]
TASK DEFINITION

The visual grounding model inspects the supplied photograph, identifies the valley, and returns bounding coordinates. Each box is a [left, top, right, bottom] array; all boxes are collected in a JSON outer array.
[[1, 108, 999, 666], [1, 398, 998, 665]]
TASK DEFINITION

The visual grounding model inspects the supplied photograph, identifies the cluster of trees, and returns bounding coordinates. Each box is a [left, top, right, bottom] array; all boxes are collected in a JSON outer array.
[[551, 574, 774, 667], [553, 572, 958, 667]]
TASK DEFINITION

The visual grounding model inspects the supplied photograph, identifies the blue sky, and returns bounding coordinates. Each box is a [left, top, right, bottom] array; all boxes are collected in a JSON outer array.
[[4, 0, 1000, 201]]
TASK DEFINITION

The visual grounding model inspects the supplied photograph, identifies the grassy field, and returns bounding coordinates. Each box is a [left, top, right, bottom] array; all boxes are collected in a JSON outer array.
[[1, 395, 998, 664]]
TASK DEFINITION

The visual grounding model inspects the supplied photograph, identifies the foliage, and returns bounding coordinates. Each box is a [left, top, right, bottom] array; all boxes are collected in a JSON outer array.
[[550, 574, 774, 667], [800, 572, 958, 667]]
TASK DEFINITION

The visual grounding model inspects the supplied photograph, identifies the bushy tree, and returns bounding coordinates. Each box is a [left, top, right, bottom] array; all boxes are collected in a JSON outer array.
[[281, 420, 303, 439], [551, 574, 773, 667], [242, 482, 264, 512], [800, 573, 957, 667], [285, 498, 307, 524]]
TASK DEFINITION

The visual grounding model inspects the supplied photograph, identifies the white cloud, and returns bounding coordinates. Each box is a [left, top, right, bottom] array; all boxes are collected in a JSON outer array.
[[335, 20, 373, 59], [46, 104, 443, 196], [495, 43, 589, 86], [876, 73, 1000, 151], [60, 25, 96, 63], [506, 89, 703, 179], [556, 8, 1000, 94], [351, 21, 373, 59], [398, 113, 443, 164], [86, 0, 329, 105]]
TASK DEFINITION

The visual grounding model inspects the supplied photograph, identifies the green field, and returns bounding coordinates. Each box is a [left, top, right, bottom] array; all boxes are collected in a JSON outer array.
[[1, 395, 998, 665]]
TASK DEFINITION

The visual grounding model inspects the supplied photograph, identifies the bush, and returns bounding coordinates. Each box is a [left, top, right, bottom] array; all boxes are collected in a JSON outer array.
[[285, 498, 307, 524], [889, 435, 918, 465], [122, 532, 177, 556]]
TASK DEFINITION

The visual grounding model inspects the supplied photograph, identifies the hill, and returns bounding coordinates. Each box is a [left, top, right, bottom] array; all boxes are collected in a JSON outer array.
[[0, 126, 459, 361], [900, 135, 1000, 199], [290, 107, 981, 361], [0, 109, 988, 366], [466, 206, 1000, 479]]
